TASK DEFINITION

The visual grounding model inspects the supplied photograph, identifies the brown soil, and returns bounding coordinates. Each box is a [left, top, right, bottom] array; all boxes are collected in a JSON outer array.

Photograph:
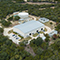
[[25, 45, 36, 56]]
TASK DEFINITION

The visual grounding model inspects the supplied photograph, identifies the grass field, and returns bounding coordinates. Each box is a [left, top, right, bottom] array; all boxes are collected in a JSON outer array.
[[44, 21, 56, 29], [20, 37, 31, 42], [33, 33, 38, 37]]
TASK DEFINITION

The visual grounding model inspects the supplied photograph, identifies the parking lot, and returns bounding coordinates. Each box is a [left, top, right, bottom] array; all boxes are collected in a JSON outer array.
[[8, 33, 21, 44]]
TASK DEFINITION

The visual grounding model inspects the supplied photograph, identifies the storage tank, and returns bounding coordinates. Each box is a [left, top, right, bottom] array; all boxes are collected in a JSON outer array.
[[18, 12, 29, 19]]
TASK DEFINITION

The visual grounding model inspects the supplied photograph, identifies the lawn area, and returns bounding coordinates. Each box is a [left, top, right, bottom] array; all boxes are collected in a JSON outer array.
[[18, 35, 23, 39], [44, 21, 56, 29], [13, 32, 23, 39], [33, 33, 38, 37], [40, 31, 44, 34], [8, 29, 32, 41], [8, 29, 13, 34], [44, 28, 47, 31], [20, 37, 31, 42], [8, 30, 23, 39]]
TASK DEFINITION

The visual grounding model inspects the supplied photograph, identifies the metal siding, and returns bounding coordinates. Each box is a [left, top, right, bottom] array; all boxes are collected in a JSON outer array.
[[14, 20, 45, 34]]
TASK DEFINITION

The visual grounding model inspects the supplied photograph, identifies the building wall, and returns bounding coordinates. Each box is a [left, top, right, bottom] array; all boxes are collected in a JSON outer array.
[[13, 26, 44, 38], [13, 28, 25, 37], [24, 0, 27, 2], [24, 26, 44, 38], [49, 30, 58, 37]]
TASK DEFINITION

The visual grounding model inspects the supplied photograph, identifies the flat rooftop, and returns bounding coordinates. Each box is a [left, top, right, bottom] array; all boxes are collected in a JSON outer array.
[[14, 20, 45, 34], [39, 17, 49, 23]]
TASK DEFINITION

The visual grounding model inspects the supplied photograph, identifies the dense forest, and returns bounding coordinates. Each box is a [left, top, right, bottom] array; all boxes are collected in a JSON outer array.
[[0, 1, 60, 22], [0, 27, 60, 60], [0, 0, 60, 60]]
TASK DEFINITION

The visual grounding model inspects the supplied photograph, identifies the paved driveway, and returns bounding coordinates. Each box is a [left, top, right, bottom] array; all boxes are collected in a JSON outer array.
[[9, 33, 20, 44], [3, 26, 54, 45], [3, 27, 20, 44], [3, 27, 13, 36], [44, 26, 53, 34]]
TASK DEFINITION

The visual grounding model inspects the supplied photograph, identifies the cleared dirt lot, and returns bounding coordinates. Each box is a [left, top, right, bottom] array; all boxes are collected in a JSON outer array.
[[25, 45, 36, 56], [22, 2, 54, 5]]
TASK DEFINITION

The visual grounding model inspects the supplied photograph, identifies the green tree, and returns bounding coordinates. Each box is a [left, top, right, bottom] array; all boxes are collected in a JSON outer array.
[[0, 28, 4, 33], [20, 42, 25, 46], [19, 56, 22, 60], [50, 22, 53, 25], [44, 34, 50, 38], [36, 47, 43, 55], [10, 57, 15, 60], [14, 16, 20, 20], [14, 55, 20, 60], [8, 16, 13, 21], [0, 20, 11, 27], [55, 24, 60, 33], [45, 37, 50, 42], [30, 37, 43, 46], [41, 42, 49, 50]]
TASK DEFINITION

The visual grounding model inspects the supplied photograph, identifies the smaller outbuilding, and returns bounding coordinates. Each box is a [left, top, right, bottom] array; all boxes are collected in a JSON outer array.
[[39, 17, 49, 23], [18, 12, 29, 19], [42, 36, 46, 41], [40, 34, 46, 40], [18, 12, 30, 23], [19, 17, 30, 22], [48, 30, 58, 37]]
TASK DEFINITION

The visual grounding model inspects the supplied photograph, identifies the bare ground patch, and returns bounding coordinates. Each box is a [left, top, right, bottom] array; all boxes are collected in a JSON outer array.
[[25, 45, 36, 56]]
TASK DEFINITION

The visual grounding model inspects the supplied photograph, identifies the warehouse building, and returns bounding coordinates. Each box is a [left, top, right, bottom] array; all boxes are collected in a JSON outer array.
[[13, 20, 45, 38], [18, 12, 30, 23]]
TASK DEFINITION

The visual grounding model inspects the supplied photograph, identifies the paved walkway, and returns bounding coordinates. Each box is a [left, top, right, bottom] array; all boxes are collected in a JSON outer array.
[[26, 26, 54, 45], [0, 24, 2, 28], [22, 2, 54, 5], [3, 25, 54, 45], [29, 15, 36, 20], [3, 27, 20, 44], [3, 27, 39, 45], [44, 26, 53, 34], [3, 27, 13, 36], [8, 33, 20, 44], [26, 34, 45, 45], [0, 26, 2, 28]]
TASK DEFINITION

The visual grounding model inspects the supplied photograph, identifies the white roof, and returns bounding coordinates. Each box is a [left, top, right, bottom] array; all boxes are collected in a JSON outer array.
[[49, 30, 58, 37], [19, 19, 24, 21], [42, 36, 46, 40], [14, 20, 45, 34], [39, 17, 49, 23], [18, 12, 29, 16]]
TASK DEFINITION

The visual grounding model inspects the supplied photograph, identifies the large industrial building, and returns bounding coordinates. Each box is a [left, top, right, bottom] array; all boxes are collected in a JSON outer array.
[[13, 20, 45, 38]]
